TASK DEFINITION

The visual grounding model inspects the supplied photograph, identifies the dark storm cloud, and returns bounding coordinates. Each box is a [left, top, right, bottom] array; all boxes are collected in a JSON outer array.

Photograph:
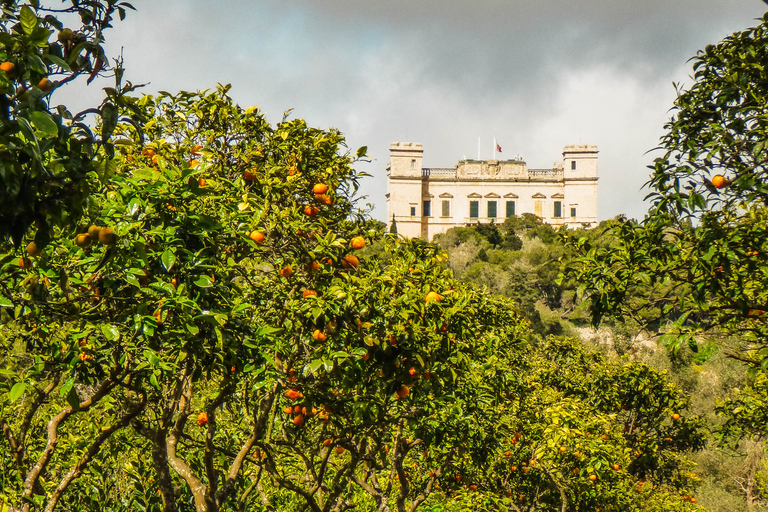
[[54, 0, 768, 221]]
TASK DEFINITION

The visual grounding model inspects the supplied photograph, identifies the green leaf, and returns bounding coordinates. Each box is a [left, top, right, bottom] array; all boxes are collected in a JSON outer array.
[[100, 324, 120, 341], [101, 103, 118, 141], [161, 249, 176, 272], [29, 111, 58, 137], [66, 387, 80, 411], [193, 275, 213, 288], [20, 5, 38, 35], [9, 381, 26, 402], [0, 296, 12, 308]]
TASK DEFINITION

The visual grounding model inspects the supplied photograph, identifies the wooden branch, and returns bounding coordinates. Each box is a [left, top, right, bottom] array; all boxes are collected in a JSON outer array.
[[131, 419, 178, 512], [21, 368, 123, 512], [0, 415, 22, 467], [43, 391, 147, 512], [216, 386, 276, 506]]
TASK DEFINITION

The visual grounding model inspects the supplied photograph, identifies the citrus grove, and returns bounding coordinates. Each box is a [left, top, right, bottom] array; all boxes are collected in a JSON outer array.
[[0, 2, 736, 512]]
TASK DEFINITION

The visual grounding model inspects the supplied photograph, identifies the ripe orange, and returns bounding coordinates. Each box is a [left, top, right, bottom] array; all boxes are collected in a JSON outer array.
[[99, 227, 118, 245], [243, 169, 257, 181], [362, 352, 370, 360], [612, 464, 620, 470], [341, 255, 359, 269], [285, 388, 303, 401], [589, 475, 597, 481], [171, 278, 178, 286], [511, 466, 517, 472], [75, 233, 92, 248], [408, 367, 417, 377], [572, 468, 579, 475], [323, 439, 332, 447], [307, 260, 321, 272], [315, 193, 333, 205], [283, 406, 293, 414], [396, 385, 410, 398], [279, 265, 293, 278], [26, 242, 40, 257], [293, 415, 304, 426], [142, 148, 156, 157], [313, 183, 328, 194], [425, 291, 441, 303], [504, 450, 512, 457], [0, 61, 14, 74], [672, 413, 680, 421], [249, 231, 265, 244], [350, 236, 366, 250], [335, 446, 345, 454], [711, 174, 727, 189], [312, 329, 327, 342], [559, 446, 567, 453], [191, 144, 203, 155], [197, 412, 208, 427], [37, 77, 53, 92], [304, 205, 319, 217], [302, 289, 318, 299], [197, 178, 206, 187], [469, 485, 477, 491]]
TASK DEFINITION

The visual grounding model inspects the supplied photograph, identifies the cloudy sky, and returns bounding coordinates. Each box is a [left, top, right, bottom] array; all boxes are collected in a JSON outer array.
[[57, 0, 768, 222]]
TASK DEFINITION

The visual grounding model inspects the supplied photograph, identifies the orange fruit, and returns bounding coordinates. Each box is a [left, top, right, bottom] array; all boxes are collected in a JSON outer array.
[[307, 260, 321, 272], [396, 385, 410, 398], [37, 77, 53, 92], [469, 485, 477, 491], [711, 174, 727, 188], [350, 236, 366, 250], [612, 464, 620, 470], [243, 169, 257, 181], [171, 278, 178, 286], [408, 367, 417, 377], [425, 291, 441, 303], [283, 406, 293, 415], [304, 205, 319, 217], [285, 388, 303, 401], [362, 352, 370, 360], [313, 183, 328, 194], [249, 231, 265, 245], [142, 147, 156, 157], [197, 412, 208, 427], [26, 242, 40, 257], [323, 439, 332, 447], [302, 289, 318, 299], [341, 255, 359, 269], [279, 265, 293, 278], [504, 450, 512, 457], [672, 413, 680, 421], [197, 178, 206, 187], [99, 227, 118, 245], [315, 193, 333, 205], [189, 159, 199, 168], [559, 446, 567, 453], [191, 144, 203, 155], [75, 233, 92, 248], [293, 415, 304, 426], [335, 446, 345, 454], [0, 61, 14, 74], [589, 475, 597, 481], [312, 329, 327, 342]]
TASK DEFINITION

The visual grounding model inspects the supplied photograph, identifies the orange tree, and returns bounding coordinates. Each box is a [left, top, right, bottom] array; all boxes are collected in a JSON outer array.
[[0, 85, 709, 512], [561, 11, 768, 368], [0, 0, 139, 247]]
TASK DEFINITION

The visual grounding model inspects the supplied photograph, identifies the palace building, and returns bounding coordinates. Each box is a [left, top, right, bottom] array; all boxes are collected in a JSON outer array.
[[385, 142, 598, 240]]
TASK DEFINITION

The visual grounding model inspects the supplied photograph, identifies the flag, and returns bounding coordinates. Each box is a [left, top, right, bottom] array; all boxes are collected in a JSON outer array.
[[494, 138, 502, 153]]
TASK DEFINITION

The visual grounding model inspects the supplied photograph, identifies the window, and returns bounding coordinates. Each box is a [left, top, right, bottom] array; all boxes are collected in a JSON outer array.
[[423, 200, 431, 217], [554, 201, 562, 218], [570, 207, 577, 218], [487, 201, 497, 219], [534, 200, 543, 217], [506, 201, 515, 218], [411, 159, 416, 169], [410, 206, 416, 217], [469, 201, 479, 219], [571, 161, 576, 170], [441, 200, 450, 217]]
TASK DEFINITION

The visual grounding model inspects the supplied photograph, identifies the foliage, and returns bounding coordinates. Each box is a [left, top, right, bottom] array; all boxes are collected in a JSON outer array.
[[0, 0, 140, 248]]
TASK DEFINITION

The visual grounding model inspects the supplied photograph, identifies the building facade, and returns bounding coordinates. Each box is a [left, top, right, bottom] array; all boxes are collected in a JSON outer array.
[[386, 142, 598, 240]]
